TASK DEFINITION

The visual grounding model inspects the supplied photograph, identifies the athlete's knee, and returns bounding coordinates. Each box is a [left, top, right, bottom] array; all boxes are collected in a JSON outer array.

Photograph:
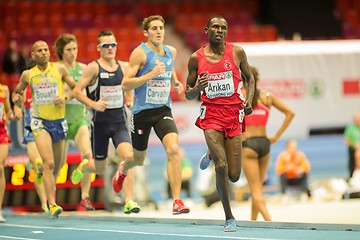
[[228, 169, 241, 182], [228, 174, 240, 183], [122, 151, 133, 163], [252, 195, 264, 202], [252, 195, 265, 205], [44, 161, 55, 171], [165, 144, 180, 160], [215, 163, 227, 177]]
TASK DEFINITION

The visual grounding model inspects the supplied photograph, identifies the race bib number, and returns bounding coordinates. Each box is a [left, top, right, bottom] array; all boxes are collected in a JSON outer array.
[[100, 85, 123, 109], [61, 119, 68, 133], [205, 71, 235, 99], [33, 80, 58, 105], [199, 105, 206, 119], [239, 109, 245, 123], [145, 80, 170, 104], [30, 118, 43, 133]]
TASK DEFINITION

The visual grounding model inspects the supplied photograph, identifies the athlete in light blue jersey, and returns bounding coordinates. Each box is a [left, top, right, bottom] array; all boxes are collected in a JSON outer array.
[[120, 15, 190, 215]]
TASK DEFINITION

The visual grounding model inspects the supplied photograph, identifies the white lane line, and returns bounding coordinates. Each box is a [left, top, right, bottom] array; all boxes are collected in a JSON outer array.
[[0, 236, 39, 240], [1, 223, 279, 240]]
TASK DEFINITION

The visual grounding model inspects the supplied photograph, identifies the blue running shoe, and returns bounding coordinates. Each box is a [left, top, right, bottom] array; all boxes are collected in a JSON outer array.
[[224, 219, 237, 232], [199, 151, 212, 170]]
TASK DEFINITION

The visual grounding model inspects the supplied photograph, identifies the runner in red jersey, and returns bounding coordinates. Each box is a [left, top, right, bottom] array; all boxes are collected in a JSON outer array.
[[185, 16, 255, 232], [0, 83, 13, 222], [195, 42, 246, 138]]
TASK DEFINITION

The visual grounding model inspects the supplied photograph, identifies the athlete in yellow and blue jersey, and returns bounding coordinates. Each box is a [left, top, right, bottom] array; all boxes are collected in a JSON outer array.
[[12, 40, 76, 219]]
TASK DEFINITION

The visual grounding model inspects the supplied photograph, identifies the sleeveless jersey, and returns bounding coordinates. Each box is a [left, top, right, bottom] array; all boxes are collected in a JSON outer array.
[[24, 85, 32, 109], [132, 42, 173, 115], [245, 100, 270, 126], [64, 62, 87, 124], [86, 61, 125, 123], [196, 43, 244, 105], [29, 62, 65, 120], [0, 84, 6, 125]]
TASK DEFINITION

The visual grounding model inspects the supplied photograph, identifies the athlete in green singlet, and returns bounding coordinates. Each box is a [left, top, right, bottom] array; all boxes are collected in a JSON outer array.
[[54, 33, 95, 211]]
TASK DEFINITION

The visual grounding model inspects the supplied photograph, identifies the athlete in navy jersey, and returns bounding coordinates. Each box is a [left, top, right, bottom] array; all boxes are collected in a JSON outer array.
[[71, 30, 140, 214]]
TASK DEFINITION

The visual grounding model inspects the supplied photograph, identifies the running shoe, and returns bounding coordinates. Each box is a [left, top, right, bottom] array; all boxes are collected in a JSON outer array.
[[112, 162, 126, 193], [35, 158, 44, 185], [224, 218, 237, 232], [49, 204, 63, 219], [42, 203, 49, 215], [124, 200, 140, 214], [0, 210, 5, 223], [70, 159, 89, 185], [79, 197, 95, 211], [172, 199, 190, 215], [199, 150, 212, 170]]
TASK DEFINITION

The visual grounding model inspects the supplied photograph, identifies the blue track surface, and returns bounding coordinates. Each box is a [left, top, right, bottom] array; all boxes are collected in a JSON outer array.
[[2, 135, 358, 240], [0, 213, 359, 240]]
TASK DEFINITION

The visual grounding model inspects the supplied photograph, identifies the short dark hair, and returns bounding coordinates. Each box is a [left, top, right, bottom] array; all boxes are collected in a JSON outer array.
[[97, 30, 114, 44], [207, 15, 227, 28]]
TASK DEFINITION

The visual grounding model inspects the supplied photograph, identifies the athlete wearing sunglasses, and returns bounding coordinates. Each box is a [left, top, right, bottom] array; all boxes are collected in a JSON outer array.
[[98, 42, 117, 48], [70, 30, 140, 215]]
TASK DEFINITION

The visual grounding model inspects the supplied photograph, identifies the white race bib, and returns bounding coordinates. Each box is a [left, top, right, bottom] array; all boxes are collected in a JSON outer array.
[[33, 80, 58, 105], [205, 71, 235, 99], [100, 85, 123, 109], [30, 118, 43, 133], [199, 105, 206, 119], [146, 80, 170, 104]]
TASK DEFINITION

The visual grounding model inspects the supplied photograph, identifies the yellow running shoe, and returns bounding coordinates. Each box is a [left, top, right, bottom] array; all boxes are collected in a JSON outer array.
[[35, 158, 44, 185], [49, 204, 63, 219], [70, 159, 89, 185], [124, 200, 140, 214]]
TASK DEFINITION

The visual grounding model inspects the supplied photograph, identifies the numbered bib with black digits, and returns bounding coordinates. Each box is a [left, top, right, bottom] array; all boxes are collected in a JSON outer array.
[[200, 105, 206, 119]]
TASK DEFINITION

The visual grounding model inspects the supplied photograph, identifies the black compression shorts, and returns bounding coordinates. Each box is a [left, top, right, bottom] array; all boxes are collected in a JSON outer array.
[[130, 106, 178, 151]]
